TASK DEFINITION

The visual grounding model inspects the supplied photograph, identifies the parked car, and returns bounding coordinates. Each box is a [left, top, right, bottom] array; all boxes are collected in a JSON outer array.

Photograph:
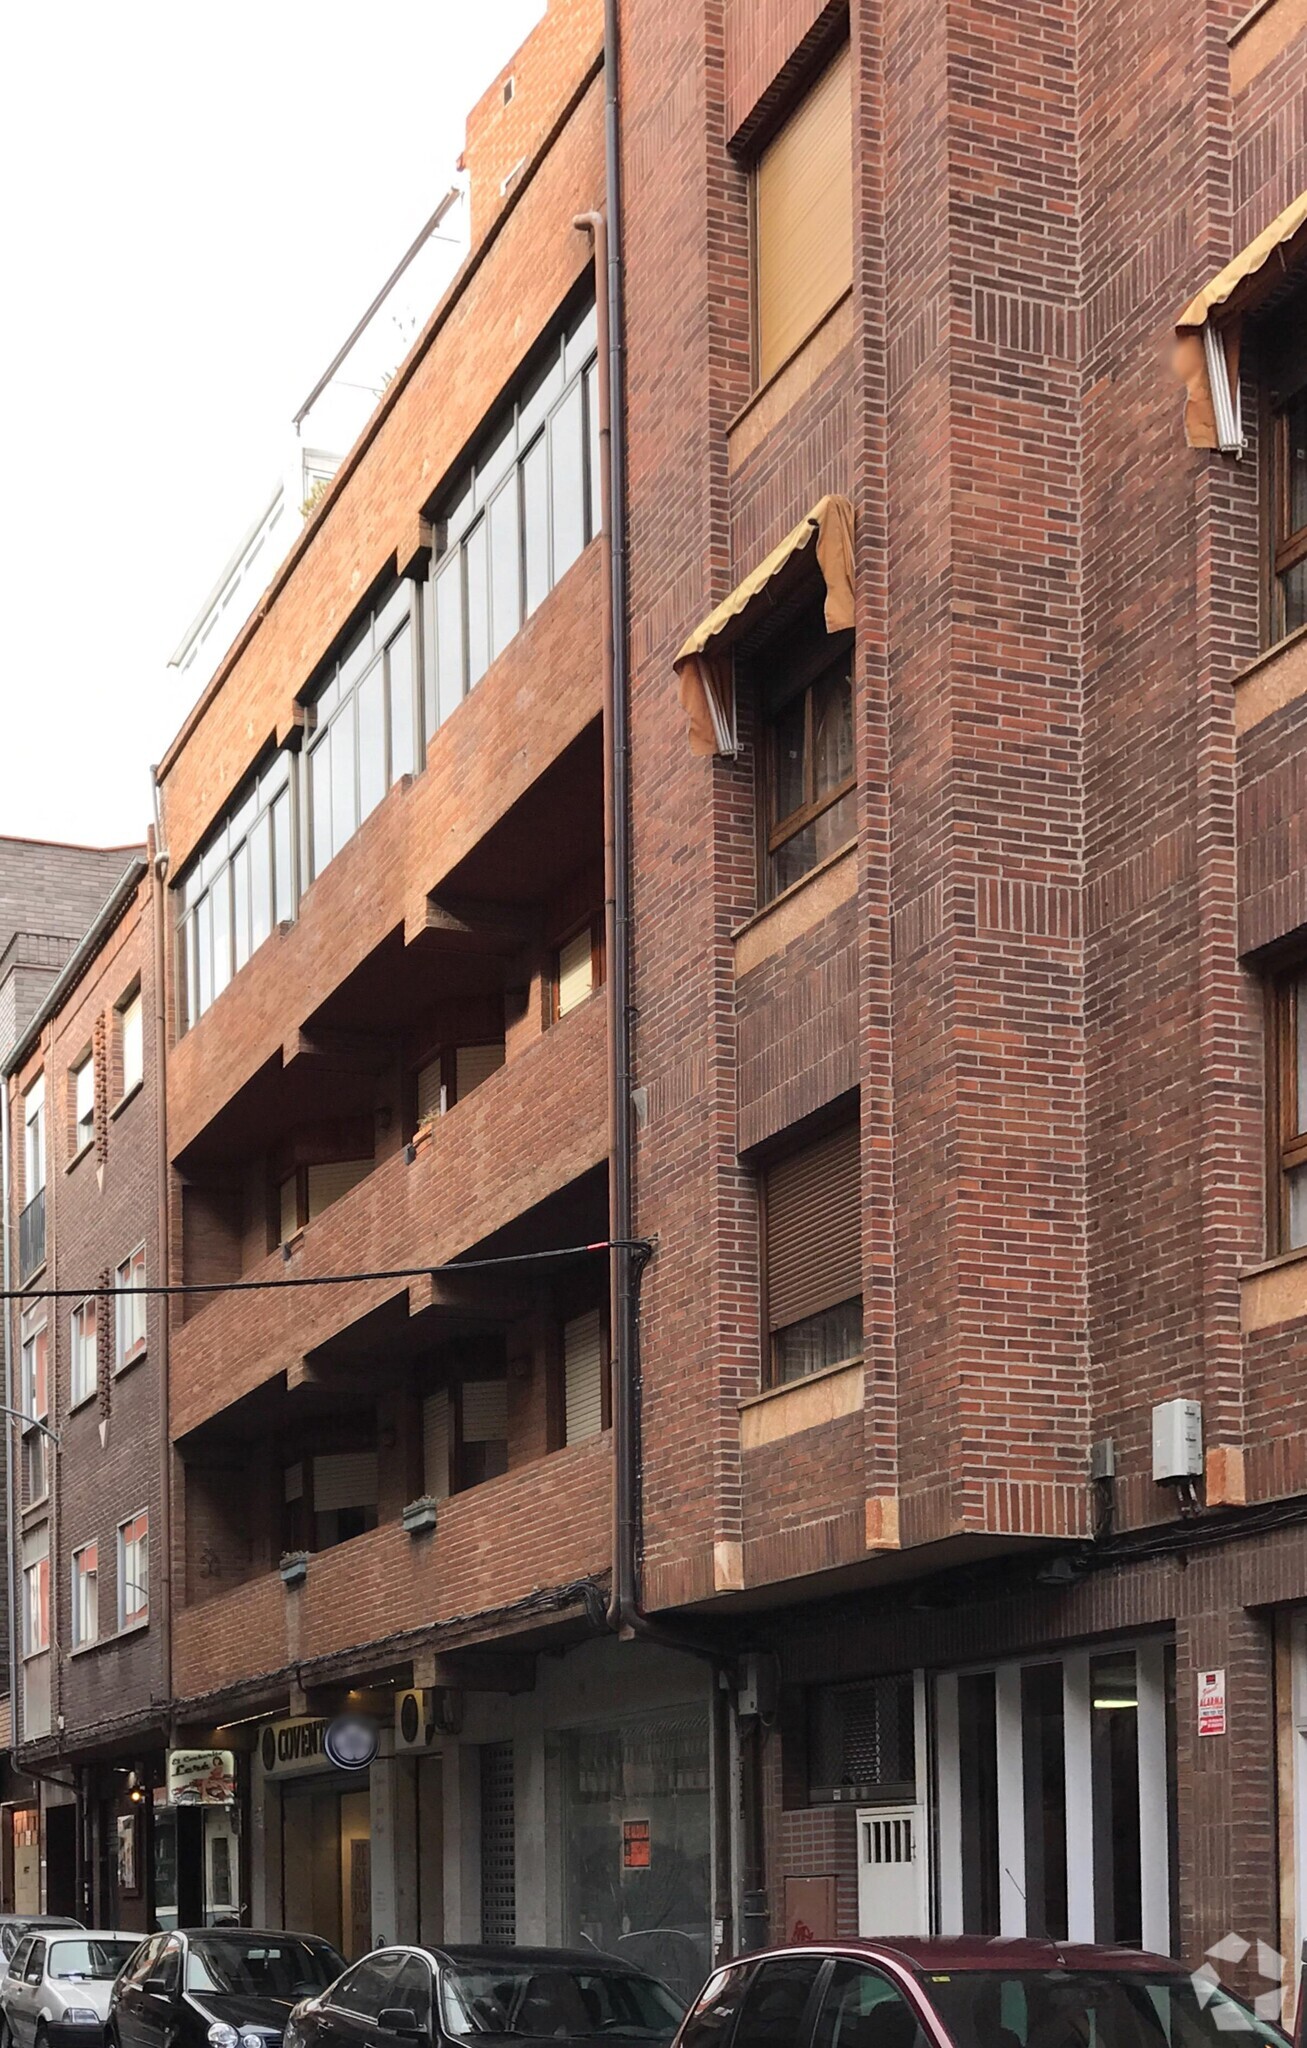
[[285, 1945, 686, 2048], [672, 1939, 1290, 2048], [0, 1932, 81, 1971], [0, 1931, 138, 2048], [108, 1929, 345, 2048]]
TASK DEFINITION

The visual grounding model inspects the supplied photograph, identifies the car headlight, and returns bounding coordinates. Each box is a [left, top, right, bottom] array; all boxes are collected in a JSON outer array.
[[238, 2032, 266, 2048], [208, 2026, 241, 2048], [62, 2013, 101, 2026]]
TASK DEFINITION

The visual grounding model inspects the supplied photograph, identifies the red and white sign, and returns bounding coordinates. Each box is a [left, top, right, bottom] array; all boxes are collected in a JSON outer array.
[[1197, 1668, 1227, 1737]]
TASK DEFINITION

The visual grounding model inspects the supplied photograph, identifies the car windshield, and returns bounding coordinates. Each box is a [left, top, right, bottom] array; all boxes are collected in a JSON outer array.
[[441, 1965, 685, 2040], [49, 1940, 138, 1981], [922, 1969, 1288, 2048], [184, 1938, 344, 2001]]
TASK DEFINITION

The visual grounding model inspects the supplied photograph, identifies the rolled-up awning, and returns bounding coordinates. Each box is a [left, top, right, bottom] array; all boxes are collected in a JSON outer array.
[[1174, 191, 1307, 450], [675, 493, 855, 756]]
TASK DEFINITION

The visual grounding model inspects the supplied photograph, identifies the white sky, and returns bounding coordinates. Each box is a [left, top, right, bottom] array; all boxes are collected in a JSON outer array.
[[0, 0, 547, 848]]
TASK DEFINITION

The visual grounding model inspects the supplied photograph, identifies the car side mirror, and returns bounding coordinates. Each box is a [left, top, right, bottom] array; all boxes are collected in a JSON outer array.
[[144, 1977, 173, 1996], [378, 2012, 425, 2040]]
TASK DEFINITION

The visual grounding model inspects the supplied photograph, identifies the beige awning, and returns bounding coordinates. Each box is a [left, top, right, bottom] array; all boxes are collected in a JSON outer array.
[[675, 493, 855, 756], [1174, 191, 1307, 449]]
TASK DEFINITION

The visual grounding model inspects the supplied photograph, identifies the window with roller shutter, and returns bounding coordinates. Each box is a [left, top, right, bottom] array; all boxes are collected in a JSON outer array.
[[414, 1042, 506, 1129], [422, 1379, 508, 1496], [274, 1150, 373, 1244], [563, 1307, 607, 1444], [752, 41, 853, 385], [423, 1392, 452, 1501], [763, 1119, 862, 1385], [282, 1449, 379, 1553]]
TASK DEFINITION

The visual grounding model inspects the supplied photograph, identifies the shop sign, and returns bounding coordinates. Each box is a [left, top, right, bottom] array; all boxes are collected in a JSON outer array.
[[622, 1818, 651, 1870], [1197, 1668, 1227, 1737], [260, 1714, 380, 1777], [167, 1749, 236, 1805]]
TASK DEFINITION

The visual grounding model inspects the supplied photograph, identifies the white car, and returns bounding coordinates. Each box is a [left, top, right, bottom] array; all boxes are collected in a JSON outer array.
[[0, 1930, 140, 2048]]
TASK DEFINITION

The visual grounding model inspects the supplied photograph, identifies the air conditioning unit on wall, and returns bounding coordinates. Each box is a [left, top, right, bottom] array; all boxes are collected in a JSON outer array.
[[395, 1687, 463, 1752]]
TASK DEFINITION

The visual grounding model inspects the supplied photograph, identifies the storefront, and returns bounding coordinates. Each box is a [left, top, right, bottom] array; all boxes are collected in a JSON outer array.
[[252, 1714, 385, 1958]]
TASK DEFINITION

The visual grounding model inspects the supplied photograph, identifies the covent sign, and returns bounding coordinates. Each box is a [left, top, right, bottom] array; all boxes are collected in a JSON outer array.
[[259, 1714, 379, 1778]]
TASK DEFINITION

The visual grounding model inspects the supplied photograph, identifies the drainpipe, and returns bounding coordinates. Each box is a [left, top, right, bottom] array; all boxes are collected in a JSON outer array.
[[577, 2, 738, 1964], [147, 790, 173, 1759]]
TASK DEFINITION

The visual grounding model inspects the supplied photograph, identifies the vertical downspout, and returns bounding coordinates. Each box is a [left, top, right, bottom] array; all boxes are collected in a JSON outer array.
[[148, 797, 173, 1773]]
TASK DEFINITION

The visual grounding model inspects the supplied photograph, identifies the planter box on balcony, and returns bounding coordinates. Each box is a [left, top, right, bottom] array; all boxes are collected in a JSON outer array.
[[279, 1551, 309, 1587], [402, 1497, 438, 1535]]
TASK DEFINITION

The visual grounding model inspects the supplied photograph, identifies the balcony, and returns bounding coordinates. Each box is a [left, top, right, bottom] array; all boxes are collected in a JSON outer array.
[[170, 991, 609, 1439], [168, 548, 604, 1164], [170, 1431, 611, 1708], [19, 1190, 45, 1280]]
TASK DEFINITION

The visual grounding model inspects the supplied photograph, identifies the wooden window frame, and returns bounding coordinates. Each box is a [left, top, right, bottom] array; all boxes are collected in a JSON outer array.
[[757, 620, 856, 904], [1267, 966, 1307, 1254], [760, 1117, 863, 1389], [549, 913, 606, 1025], [1272, 398, 1307, 638]]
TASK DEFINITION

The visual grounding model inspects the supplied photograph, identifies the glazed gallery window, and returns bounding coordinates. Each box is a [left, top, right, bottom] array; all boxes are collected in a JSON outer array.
[[762, 1119, 862, 1385], [1264, 292, 1307, 643], [118, 1512, 149, 1628], [71, 1298, 98, 1406], [934, 1642, 1177, 1953], [304, 582, 419, 881], [428, 297, 600, 724], [1267, 964, 1307, 1252], [759, 611, 855, 902], [752, 40, 853, 385], [175, 748, 293, 1031], [71, 1543, 98, 1649], [115, 1247, 147, 1370]]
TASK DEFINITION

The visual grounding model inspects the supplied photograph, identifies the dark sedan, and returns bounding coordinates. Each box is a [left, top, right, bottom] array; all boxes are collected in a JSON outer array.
[[285, 1945, 685, 2048], [109, 1929, 345, 2048], [672, 1938, 1289, 2048]]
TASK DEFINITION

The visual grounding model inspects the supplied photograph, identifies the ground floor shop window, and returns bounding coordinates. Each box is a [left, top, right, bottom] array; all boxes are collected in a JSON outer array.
[[935, 1640, 1175, 1952], [560, 1707, 710, 2005]]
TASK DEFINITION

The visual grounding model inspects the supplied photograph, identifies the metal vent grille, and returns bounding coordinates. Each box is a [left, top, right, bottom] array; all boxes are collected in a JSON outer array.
[[810, 1674, 915, 1803], [480, 1741, 516, 1943], [864, 1813, 914, 1866]]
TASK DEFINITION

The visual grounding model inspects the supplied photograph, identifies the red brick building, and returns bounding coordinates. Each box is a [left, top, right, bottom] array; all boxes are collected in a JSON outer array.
[[9, 0, 1307, 2000]]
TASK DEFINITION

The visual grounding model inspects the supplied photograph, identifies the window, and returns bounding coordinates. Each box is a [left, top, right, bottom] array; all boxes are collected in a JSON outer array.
[[175, 748, 294, 1032], [71, 1298, 98, 1406], [809, 1675, 916, 1803], [752, 41, 853, 384], [284, 1452, 379, 1554], [71, 1543, 99, 1649], [1265, 297, 1307, 642], [118, 1511, 148, 1628], [762, 1119, 862, 1384], [563, 1306, 607, 1444], [23, 1943, 46, 1988], [115, 1247, 147, 1370], [429, 298, 600, 726], [23, 1532, 49, 1656], [23, 1076, 45, 1199], [414, 1040, 506, 1126], [72, 1054, 95, 1156], [274, 1154, 373, 1245], [553, 918, 603, 1022], [812, 1966, 928, 2048], [20, 1312, 49, 1506], [1267, 965, 1307, 1251], [760, 610, 855, 902], [422, 1378, 510, 1499], [119, 987, 143, 1097], [734, 1957, 824, 2048], [304, 582, 419, 883], [335, 1955, 403, 2021]]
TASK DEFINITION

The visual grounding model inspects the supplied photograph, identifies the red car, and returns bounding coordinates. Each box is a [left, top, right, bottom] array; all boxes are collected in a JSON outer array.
[[674, 1939, 1288, 2048]]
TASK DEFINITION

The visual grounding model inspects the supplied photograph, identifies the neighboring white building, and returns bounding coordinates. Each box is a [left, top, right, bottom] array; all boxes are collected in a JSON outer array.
[[168, 186, 467, 698]]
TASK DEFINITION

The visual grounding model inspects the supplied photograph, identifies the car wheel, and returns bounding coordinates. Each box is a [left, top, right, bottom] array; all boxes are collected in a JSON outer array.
[[33, 2026, 47, 2048]]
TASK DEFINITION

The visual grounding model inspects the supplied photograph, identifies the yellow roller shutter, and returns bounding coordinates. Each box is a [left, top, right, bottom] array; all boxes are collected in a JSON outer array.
[[755, 42, 853, 384]]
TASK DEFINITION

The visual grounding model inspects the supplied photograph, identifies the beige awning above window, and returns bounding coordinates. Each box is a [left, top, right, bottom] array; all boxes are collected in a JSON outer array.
[[1174, 190, 1307, 450], [674, 493, 855, 757]]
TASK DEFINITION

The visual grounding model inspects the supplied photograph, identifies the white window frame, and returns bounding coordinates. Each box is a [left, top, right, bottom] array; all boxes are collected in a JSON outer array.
[[23, 1077, 45, 1199], [117, 1511, 148, 1630], [933, 1636, 1172, 1954], [22, 1536, 49, 1658], [114, 1247, 147, 1371], [71, 1543, 98, 1650], [72, 1053, 95, 1154], [70, 1299, 97, 1407], [119, 987, 143, 1098]]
